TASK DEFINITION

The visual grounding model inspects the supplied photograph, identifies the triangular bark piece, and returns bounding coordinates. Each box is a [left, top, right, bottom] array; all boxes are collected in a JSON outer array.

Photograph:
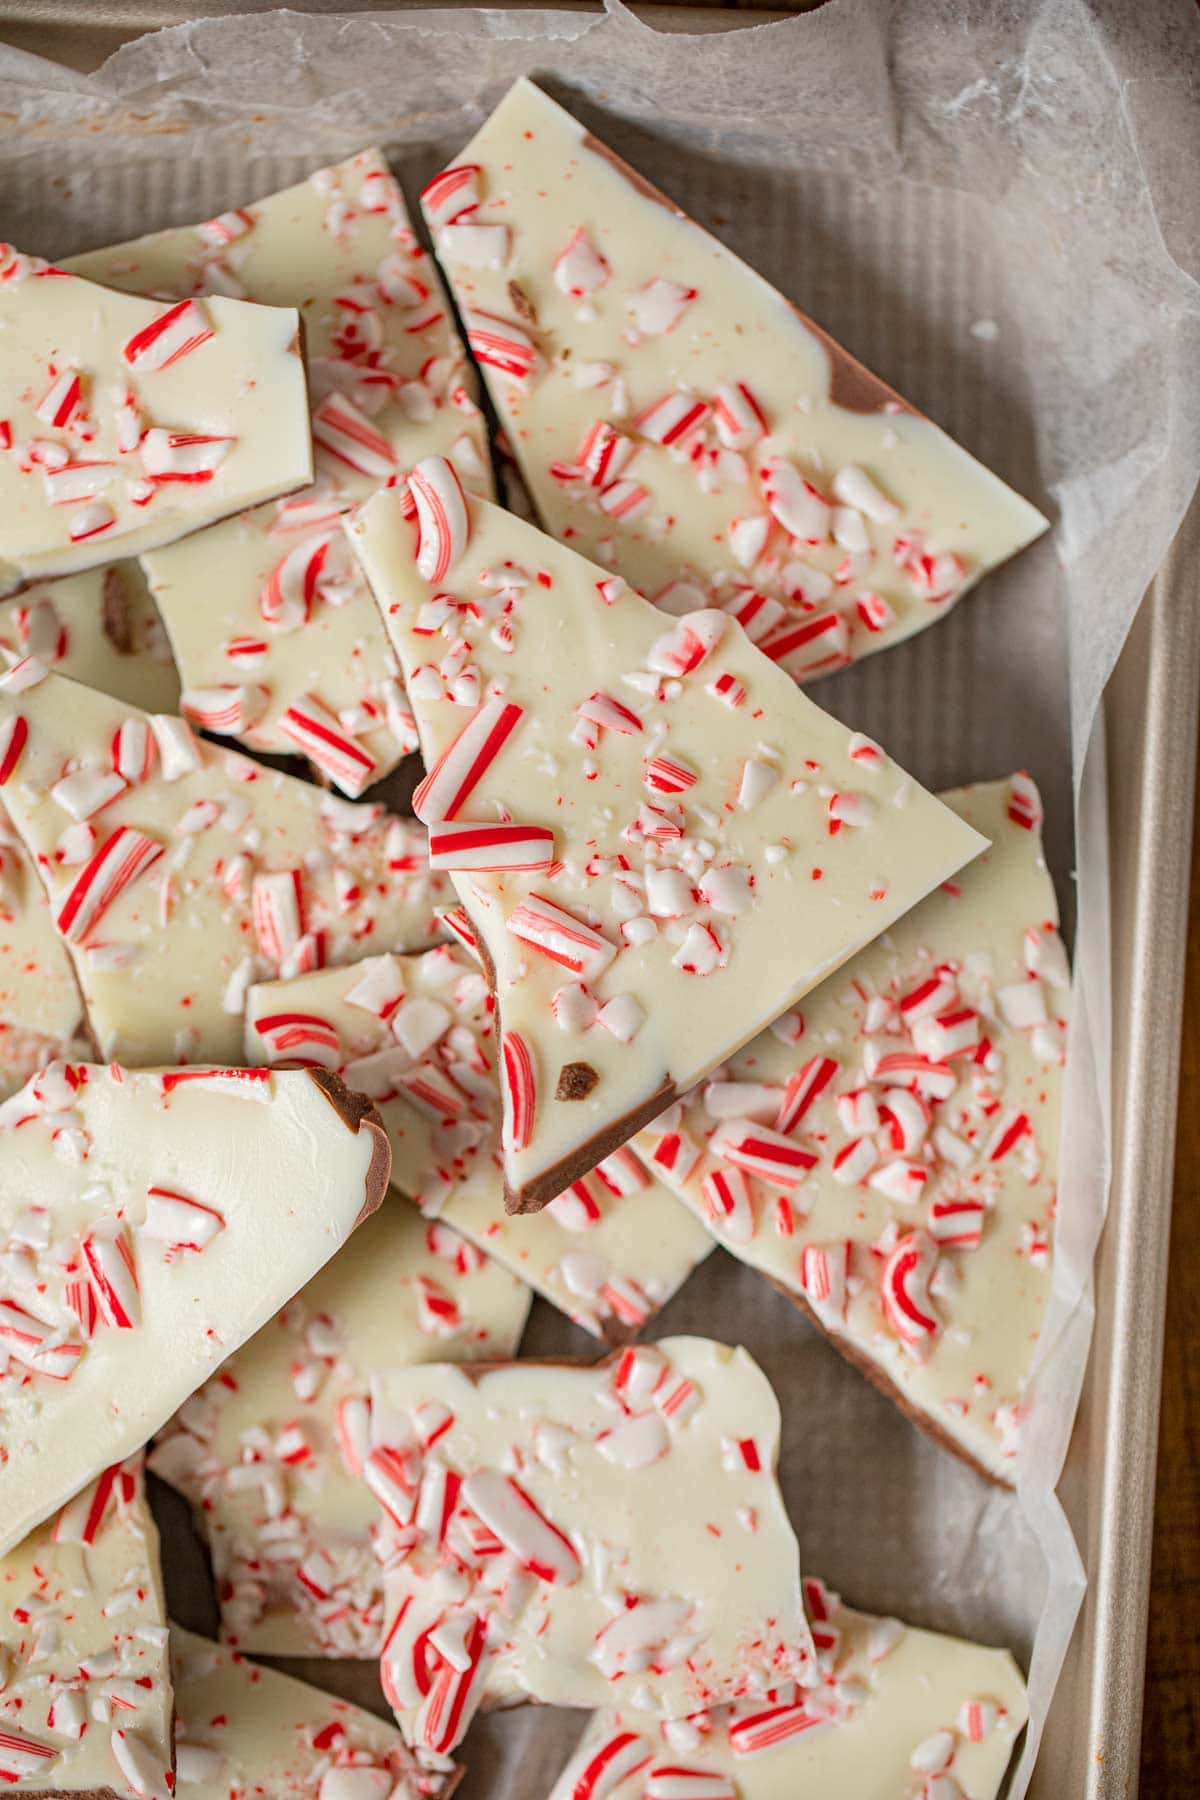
[[69, 149, 491, 792], [637, 776, 1065, 1482], [423, 79, 1047, 679], [151, 1197, 529, 1658], [0, 667, 445, 1063], [349, 467, 985, 1211], [243, 942, 715, 1343], [0, 1059, 389, 1554], [0, 248, 310, 592]]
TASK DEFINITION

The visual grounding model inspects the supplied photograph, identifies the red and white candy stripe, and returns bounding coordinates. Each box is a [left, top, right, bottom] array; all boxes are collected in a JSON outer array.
[[142, 1187, 225, 1253], [141, 429, 233, 482], [463, 308, 538, 382], [421, 164, 482, 230], [709, 1119, 817, 1190], [311, 396, 396, 478], [501, 1031, 536, 1153], [56, 826, 163, 943], [279, 694, 376, 797], [111, 718, 155, 783], [181, 684, 268, 735], [798, 1240, 850, 1321], [634, 392, 710, 446], [774, 1054, 838, 1134], [252, 870, 304, 965], [428, 820, 554, 872], [411, 698, 524, 823], [121, 298, 213, 371], [506, 893, 617, 981], [713, 381, 768, 449], [0, 715, 27, 785], [82, 1225, 139, 1328], [460, 1470, 579, 1583], [881, 1230, 939, 1348], [410, 454, 471, 583], [261, 532, 334, 630]]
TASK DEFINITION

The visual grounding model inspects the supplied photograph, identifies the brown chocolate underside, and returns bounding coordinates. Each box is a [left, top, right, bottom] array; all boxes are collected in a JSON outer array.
[[757, 1263, 1011, 1489], [307, 1068, 392, 1229], [579, 128, 918, 419], [101, 564, 135, 654]]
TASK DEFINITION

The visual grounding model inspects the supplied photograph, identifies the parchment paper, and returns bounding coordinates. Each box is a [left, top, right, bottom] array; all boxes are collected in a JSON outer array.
[[2, 2, 1199, 1792]]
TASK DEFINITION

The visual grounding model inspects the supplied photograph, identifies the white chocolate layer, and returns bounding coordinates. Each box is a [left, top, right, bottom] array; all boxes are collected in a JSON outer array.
[[69, 149, 491, 788], [638, 777, 1064, 1481], [0, 564, 179, 716], [370, 1337, 811, 1754], [552, 1577, 1028, 1800], [349, 479, 985, 1210], [0, 798, 86, 1047], [0, 1460, 172, 1798], [171, 1626, 446, 1798], [151, 1199, 529, 1658], [244, 943, 715, 1341], [0, 1062, 386, 1556], [0, 668, 445, 1063], [425, 80, 1047, 678], [0, 252, 310, 591]]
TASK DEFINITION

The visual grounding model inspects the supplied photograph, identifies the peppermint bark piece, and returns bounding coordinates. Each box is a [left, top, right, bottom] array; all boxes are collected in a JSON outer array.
[[244, 943, 715, 1341], [551, 1576, 1028, 1800], [0, 1060, 389, 1557], [639, 776, 1065, 1482], [0, 668, 445, 1063], [369, 1336, 811, 1755], [151, 1199, 530, 1658], [170, 1627, 453, 1799], [0, 564, 178, 714], [0, 1459, 173, 1799], [424, 80, 1048, 678], [69, 149, 491, 791], [0, 248, 310, 593], [349, 470, 986, 1211]]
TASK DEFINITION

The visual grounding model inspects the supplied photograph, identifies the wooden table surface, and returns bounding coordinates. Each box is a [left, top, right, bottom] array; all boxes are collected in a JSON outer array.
[[1140, 812, 1200, 1791]]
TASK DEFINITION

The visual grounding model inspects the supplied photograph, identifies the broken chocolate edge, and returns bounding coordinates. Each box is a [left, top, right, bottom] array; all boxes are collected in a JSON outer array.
[[306, 1068, 392, 1229]]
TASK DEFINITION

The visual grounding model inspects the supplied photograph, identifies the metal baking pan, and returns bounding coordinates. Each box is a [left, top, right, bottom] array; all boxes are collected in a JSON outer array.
[[0, 5, 1195, 1797]]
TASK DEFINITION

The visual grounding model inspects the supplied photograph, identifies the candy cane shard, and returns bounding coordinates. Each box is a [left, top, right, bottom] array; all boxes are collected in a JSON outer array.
[[242, 941, 714, 1348], [170, 1626, 453, 1799], [0, 1458, 176, 1798], [424, 79, 1046, 677], [70, 152, 492, 785], [0, 669, 446, 1063], [637, 777, 1066, 1484], [150, 1203, 528, 1658], [348, 479, 985, 1213], [0, 260, 310, 591], [0, 1061, 390, 1558], [549, 1585, 1028, 1800], [369, 1338, 809, 1749]]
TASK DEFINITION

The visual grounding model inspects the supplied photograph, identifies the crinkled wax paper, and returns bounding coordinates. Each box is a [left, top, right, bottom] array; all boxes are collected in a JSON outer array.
[[1, 0, 1198, 1792]]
